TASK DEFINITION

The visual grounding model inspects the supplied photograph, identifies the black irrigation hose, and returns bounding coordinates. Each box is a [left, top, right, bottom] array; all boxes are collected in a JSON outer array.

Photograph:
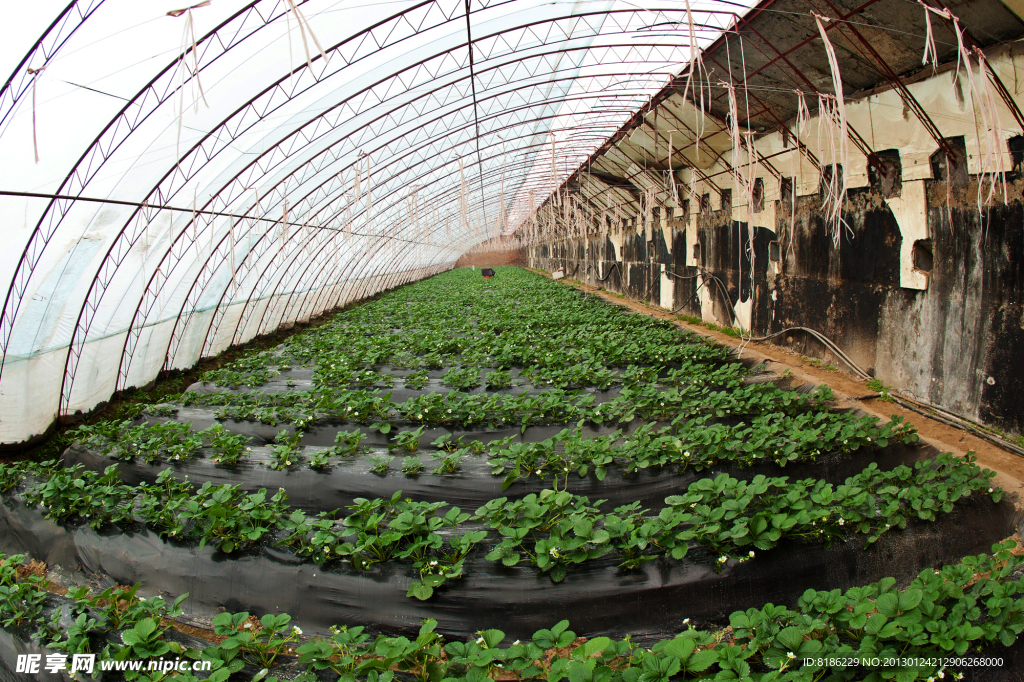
[[596, 261, 619, 282], [552, 264, 1024, 457], [665, 267, 739, 326], [743, 327, 868, 379], [664, 268, 700, 280], [671, 276, 711, 314], [573, 260, 656, 304], [664, 268, 703, 314]]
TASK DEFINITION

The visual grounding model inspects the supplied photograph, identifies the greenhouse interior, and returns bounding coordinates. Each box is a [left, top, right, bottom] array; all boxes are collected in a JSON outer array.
[[2, 0, 1024, 679]]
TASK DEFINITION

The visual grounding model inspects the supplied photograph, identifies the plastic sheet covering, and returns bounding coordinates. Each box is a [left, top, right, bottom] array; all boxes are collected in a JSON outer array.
[[1, 487, 1017, 641], [62, 439, 930, 514], [0, 0, 750, 445], [0, 629, 49, 682], [2, 583, 1024, 682]]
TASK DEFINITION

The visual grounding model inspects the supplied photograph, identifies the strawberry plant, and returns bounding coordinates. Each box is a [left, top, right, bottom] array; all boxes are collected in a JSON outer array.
[[268, 428, 303, 470], [431, 434, 462, 451], [179, 483, 289, 553], [474, 453, 1003, 580], [475, 490, 610, 582], [144, 403, 180, 417], [213, 611, 302, 669], [432, 450, 465, 474], [484, 369, 513, 389], [0, 459, 55, 493], [404, 370, 430, 390], [201, 352, 280, 388], [442, 367, 481, 390], [489, 423, 619, 490], [369, 454, 394, 474], [205, 424, 252, 467], [0, 556, 48, 631], [23, 464, 136, 529], [355, 369, 395, 388], [391, 425, 426, 452], [70, 420, 203, 464], [296, 624, 372, 679], [334, 428, 367, 454], [307, 448, 335, 470], [402, 456, 425, 475], [20, 538, 1024, 681], [136, 469, 194, 538]]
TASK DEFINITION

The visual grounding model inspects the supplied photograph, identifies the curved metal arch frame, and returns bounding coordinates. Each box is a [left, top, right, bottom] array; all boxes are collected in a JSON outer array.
[[291, 59, 676, 222], [241, 237, 444, 362], [235, 127, 610, 337], [111, 66, 682, 394], [5, 0, 503, 393], [237, 138, 604, 351], [184, 125, 613, 373], [32, 3, 733, 409], [270, 235, 455, 341], [0, 0, 109, 373], [182, 17, 703, 234], [0, 0, 105, 135], [266, 208, 468, 334], [58, 0, 543, 411], [157, 212, 456, 378], [158, 219, 388, 376], [284, 216, 471, 329], [0, 0, 325, 386], [17, 0, 617, 383], [238, 70, 662, 259]]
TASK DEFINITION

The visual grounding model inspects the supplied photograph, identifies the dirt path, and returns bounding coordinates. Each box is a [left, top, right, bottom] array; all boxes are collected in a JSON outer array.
[[552, 275, 1024, 505]]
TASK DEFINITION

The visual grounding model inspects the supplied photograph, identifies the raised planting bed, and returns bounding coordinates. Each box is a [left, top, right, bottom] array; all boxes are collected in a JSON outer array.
[[63, 379, 925, 511], [61, 431, 930, 513], [0, 450, 1013, 640], [2, 540, 1024, 682]]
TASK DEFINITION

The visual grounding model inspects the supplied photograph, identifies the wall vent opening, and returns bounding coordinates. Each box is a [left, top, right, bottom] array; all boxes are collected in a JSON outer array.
[[868, 149, 902, 198], [912, 239, 934, 273], [930, 137, 969, 187], [1009, 135, 1024, 172]]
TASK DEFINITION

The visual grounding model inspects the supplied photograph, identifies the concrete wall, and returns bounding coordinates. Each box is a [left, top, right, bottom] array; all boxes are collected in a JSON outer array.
[[529, 178, 1024, 437]]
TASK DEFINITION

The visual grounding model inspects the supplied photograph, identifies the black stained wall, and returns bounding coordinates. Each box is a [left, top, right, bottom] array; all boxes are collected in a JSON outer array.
[[528, 181, 1024, 437]]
